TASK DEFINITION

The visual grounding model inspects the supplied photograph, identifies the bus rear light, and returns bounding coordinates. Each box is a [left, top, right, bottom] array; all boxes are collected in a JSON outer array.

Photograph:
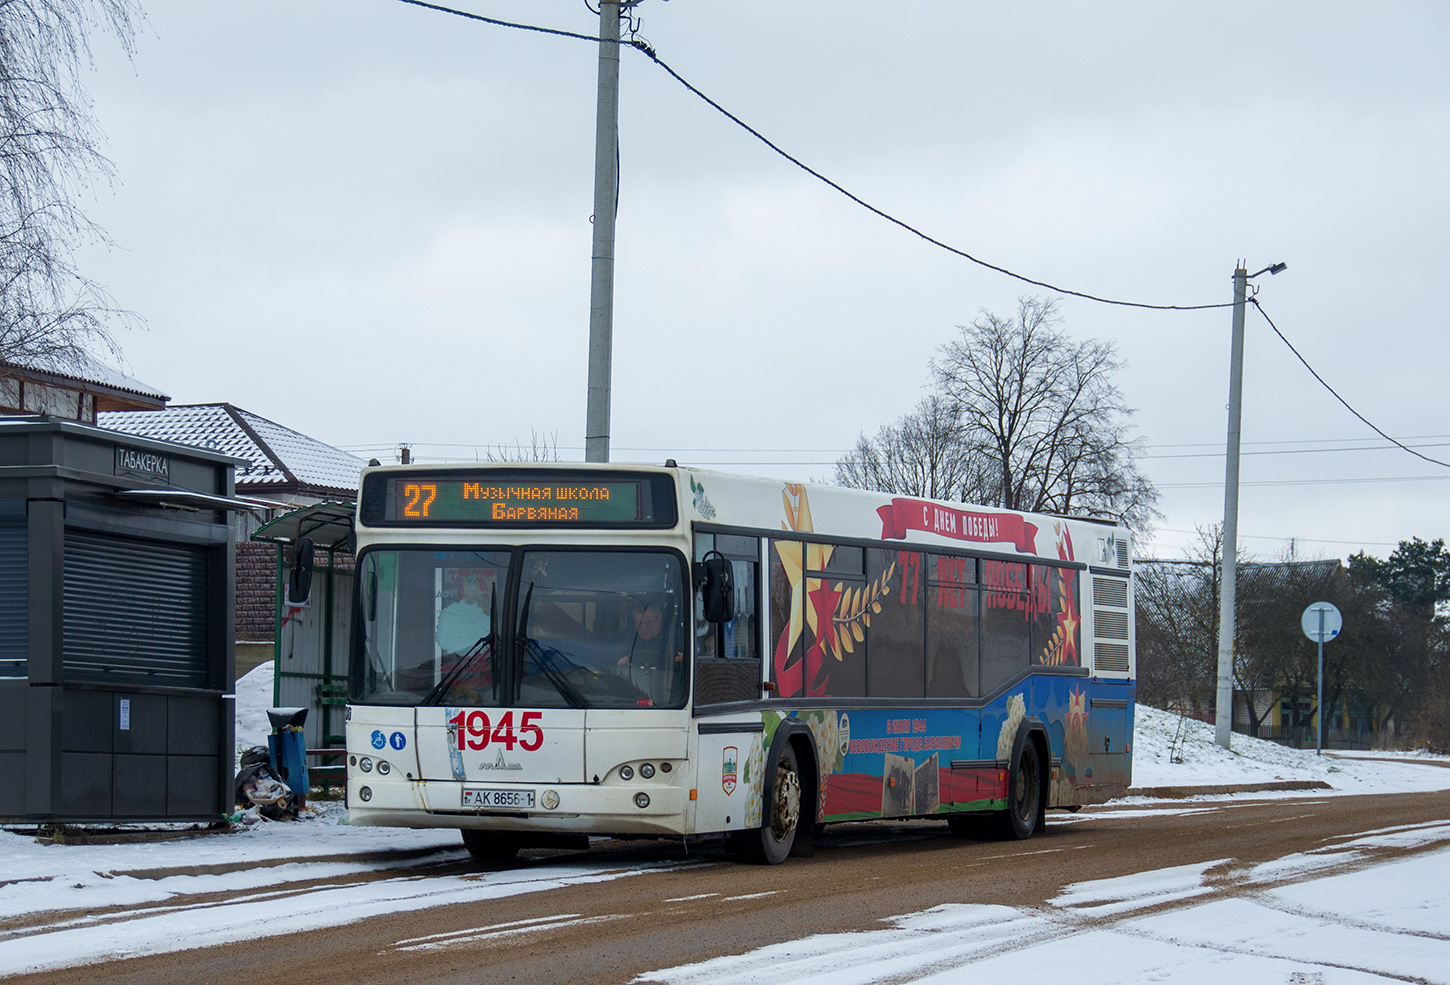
[[542, 789, 560, 810], [634, 792, 650, 809], [359, 757, 374, 772], [689, 789, 697, 800], [377, 760, 391, 776], [660, 762, 672, 774], [640, 763, 655, 779], [619, 765, 634, 780], [358, 786, 373, 802]]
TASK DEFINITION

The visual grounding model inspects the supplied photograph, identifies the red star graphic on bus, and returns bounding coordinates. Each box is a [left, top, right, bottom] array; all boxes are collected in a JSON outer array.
[[1058, 606, 1079, 664], [804, 581, 843, 696]]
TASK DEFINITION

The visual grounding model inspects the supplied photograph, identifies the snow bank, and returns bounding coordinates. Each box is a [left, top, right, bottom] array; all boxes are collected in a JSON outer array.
[[1132, 704, 1450, 795], [234, 660, 276, 759]]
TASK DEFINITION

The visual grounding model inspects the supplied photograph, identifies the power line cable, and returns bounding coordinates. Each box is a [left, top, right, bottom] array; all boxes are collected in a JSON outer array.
[[390, 0, 1232, 313], [1251, 298, 1450, 470]]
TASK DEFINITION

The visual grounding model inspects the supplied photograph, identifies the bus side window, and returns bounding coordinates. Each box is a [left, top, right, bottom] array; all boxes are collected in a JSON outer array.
[[694, 534, 761, 706], [807, 542, 866, 697], [981, 559, 1031, 696], [694, 534, 718, 660], [926, 553, 978, 699], [867, 548, 925, 698]]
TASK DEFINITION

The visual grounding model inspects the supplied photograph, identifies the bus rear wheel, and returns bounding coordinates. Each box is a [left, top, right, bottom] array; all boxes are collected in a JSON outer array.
[[461, 829, 520, 861], [997, 740, 1042, 841], [738, 744, 802, 865]]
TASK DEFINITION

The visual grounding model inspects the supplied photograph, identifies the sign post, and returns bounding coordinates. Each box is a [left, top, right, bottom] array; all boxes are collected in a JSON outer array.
[[1300, 601, 1342, 755]]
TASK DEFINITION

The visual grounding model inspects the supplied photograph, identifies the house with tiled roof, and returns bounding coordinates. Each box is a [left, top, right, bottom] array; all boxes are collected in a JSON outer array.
[[100, 404, 365, 680], [100, 403, 362, 504], [1, 353, 169, 422]]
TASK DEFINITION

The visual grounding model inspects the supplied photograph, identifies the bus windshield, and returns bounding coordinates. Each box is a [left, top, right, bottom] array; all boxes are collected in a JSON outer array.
[[353, 548, 688, 709]]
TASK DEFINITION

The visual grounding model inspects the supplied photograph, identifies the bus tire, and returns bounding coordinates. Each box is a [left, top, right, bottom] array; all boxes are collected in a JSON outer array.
[[738, 743, 802, 865], [461, 829, 520, 861], [997, 738, 1042, 841]]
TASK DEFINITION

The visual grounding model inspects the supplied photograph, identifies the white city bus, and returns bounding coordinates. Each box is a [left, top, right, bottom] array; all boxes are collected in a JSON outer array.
[[343, 464, 1134, 863]]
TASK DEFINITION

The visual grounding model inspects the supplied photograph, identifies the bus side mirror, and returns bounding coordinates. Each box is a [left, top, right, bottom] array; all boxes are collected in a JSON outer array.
[[696, 551, 735, 624], [289, 537, 315, 605]]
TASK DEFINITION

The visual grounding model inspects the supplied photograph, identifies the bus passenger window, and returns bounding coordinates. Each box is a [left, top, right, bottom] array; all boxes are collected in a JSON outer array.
[[805, 542, 866, 698], [1033, 564, 1081, 666], [767, 540, 807, 698], [866, 549, 925, 698], [981, 559, 1031, 695], [926, 553, 977, 699], [694, 534, 762, 706]]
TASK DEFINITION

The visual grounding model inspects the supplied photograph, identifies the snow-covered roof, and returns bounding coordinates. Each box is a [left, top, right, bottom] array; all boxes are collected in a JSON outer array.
[[98, 404, 363, 495], [1, 351, 169, 403]]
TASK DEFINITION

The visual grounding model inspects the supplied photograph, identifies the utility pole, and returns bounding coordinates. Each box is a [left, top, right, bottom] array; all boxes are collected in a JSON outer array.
[[1214, 264, 1248, 750], [1214, 259, 1286, 750], [584, 1, 622, 464]]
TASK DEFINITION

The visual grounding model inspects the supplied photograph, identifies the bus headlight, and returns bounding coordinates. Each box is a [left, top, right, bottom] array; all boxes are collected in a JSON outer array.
[[377, 760, 391, 776], [640, 763, 655, 779], [634, 792, 650, 809], [541, 789, 560, 810], [359, 786, 373, 802], [619, 765, 634, 780], [359, 757, 374, 772]]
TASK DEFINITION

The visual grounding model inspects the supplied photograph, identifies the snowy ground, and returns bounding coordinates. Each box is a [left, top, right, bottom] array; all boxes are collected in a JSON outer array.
[[3, 665, 1449, 978], [1131, 703, 1450, 796], [643, 820, 1450, 985]]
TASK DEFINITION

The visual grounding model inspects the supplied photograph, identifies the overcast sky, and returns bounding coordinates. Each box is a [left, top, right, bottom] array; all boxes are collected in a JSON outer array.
[[74, 0, 1450, 561]]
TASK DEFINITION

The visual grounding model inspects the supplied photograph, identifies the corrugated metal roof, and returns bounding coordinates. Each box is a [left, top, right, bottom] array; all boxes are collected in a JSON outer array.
[[99, 404, 363, 493]]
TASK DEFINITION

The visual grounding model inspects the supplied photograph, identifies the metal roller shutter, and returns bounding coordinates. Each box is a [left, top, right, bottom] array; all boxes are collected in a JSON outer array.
[[63, 530, 208, 688], [0, 519, 25, 677]]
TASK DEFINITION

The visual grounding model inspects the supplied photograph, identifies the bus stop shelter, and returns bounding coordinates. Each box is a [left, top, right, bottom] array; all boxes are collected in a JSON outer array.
[[252, 503, 356, 751]]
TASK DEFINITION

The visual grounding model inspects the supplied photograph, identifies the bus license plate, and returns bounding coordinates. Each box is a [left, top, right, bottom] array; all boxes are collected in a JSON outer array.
[[462, 787, 535, 810]]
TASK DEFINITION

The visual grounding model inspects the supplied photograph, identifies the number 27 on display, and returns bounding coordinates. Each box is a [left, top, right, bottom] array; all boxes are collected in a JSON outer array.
[[448, 710, 543, 751]]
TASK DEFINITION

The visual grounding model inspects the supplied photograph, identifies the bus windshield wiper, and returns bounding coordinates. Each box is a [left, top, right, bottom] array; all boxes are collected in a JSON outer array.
[[422, 585, 496, 706], [515, 580, 586, 708], [522, 639, 587, 708]]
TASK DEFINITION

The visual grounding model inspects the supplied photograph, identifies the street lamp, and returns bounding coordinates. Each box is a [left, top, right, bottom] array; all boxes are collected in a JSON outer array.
[[1214, 259, 1287, 750]]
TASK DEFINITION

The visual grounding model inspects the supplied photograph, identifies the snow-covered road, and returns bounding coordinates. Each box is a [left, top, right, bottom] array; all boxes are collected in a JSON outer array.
[[642, 818, 1450, 985], [4, 668, 1449, 981]]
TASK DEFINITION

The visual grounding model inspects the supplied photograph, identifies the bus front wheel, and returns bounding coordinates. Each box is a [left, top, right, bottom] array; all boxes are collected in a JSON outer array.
[[738, 743, 802, 865], [461, 829, 520, 861], [997, 739, 1042, 841]]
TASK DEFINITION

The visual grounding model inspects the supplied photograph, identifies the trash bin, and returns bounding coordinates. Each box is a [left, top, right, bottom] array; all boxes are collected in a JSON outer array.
[[267, 707, 309, 808]]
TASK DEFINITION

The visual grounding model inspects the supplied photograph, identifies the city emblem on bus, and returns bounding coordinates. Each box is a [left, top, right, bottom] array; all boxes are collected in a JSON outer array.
[[722, 746, 738, 796]]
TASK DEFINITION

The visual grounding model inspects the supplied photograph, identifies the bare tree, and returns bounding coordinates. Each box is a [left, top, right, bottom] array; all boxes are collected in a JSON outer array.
[[484, 430, 560, 463], [931, 296, 1158, 529], [835, 394, 994, 501], [1134, 526, 1224, 712], [1, 0, 141, 370]]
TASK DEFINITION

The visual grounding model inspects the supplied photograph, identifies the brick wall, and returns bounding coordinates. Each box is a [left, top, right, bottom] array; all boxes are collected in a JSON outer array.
[[237, 541, 278, 642]]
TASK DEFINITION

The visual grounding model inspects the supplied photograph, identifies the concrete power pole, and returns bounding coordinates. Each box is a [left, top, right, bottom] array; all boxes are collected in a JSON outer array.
[[1214, 264, 1249, 750], [1214, 259, 1286, 750], [584, 1, 622, 464]]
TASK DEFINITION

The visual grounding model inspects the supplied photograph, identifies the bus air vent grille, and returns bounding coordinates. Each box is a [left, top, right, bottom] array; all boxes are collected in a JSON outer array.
[[1094, 609, 1129, 640], [1093, 577, 1128, 608], [1095, 641, 1130, 673]]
